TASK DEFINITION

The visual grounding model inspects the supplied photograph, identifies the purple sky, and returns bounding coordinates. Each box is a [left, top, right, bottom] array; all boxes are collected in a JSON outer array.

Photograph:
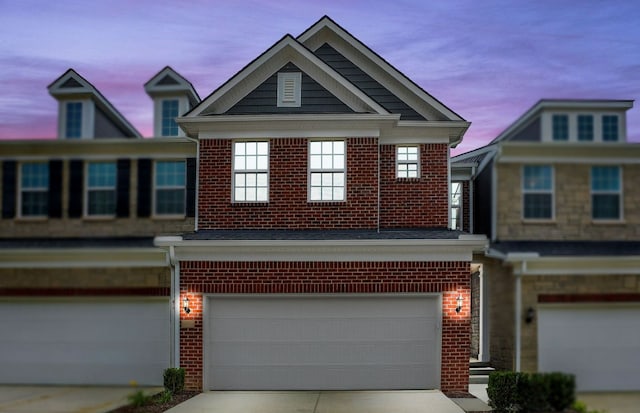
[[1, 0, 638, 154]]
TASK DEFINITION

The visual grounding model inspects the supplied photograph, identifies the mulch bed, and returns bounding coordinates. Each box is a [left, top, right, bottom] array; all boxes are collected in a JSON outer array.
[[108, 391, 200, 413]]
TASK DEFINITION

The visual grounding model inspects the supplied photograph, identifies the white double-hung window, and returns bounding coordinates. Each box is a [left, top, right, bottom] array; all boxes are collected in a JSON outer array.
[[86, 161, 116, 216], [309, 140, 345, 201], [20, 162, 49, 217], [155, 160, 186, 215], [397, 145, 419, 178], [233, 141, 269, 202]]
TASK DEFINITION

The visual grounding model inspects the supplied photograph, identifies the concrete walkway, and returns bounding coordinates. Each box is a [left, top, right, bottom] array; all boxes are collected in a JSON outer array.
[[166, 390, 467, 413], [0, 386, 161, 413]]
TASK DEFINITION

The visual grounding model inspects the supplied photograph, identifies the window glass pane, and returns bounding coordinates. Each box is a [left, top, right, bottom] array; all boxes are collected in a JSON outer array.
[[156, 189, 185, 215], [577, 115, 594, 141], [88, 190, 115, 215], [235, 188, 245, 201], [21, 192, 48, 216], [592, 194, 620, 219], [523, 166, 552, 190], [161, 99, 179, 136], [591, 166, 619, 191], [310, 141, 321, 155], [602, 115, 619, 141], [397, 145, 419, 178], [552, 114, 568, 141], [309, 141, 345, 201], [257, 141, 269, 155], [65, 102, 83, 138], [333, 141, 344, 154], [524, 194, 552, 219], [21, 163, 49, 188], [88, 162, 116, 187]]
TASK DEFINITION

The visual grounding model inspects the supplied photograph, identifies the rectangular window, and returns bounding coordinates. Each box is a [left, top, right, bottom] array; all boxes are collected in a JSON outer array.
[[591, 166, 621, 220], [552, 114, 568, 141], [233, 141, 269, 202], [577, 115, 594, 141], [20, 162, 48, 217], [451, 182, 462, 230], [155, 161, 186, 215], [309, 140, 345, 201], [602, 115, 619, 142], [86, 162, 116, 216], [65, 102, 83, 138], [397, 146, 419, 178], [161, 100, 180, 136], [522, 165, 553, 219]]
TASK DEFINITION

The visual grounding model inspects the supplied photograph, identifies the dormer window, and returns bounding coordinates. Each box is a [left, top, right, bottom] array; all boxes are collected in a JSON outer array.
[[602, 115, 619, 141], [577, 115, 594, 141], [65, 102, 83, 139], [277, 72, 302, 107], [552, 115, 568, 141], [161, 99, 180, 137]]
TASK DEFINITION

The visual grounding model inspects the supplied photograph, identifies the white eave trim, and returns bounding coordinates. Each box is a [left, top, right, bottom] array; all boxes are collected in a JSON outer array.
[[0, 248, 169, 269], [155, 235, 488, 262], [497, 252, 640, 276]]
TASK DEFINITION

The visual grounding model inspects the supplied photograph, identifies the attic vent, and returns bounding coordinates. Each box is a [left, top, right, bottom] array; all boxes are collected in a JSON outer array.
[[60, 77, 83, 88], [277, 72, 301, 107]]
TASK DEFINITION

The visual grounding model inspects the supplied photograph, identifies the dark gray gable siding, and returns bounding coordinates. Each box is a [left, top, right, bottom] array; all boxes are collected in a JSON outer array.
[[157, 74, 180, 86], [314, 43, 425, 121], [508, 117, 541, 142], [473, 158, 493, 237], [60, 77, 83, 88], [94, 105, 132, 138], [225, 63, 354, 115]]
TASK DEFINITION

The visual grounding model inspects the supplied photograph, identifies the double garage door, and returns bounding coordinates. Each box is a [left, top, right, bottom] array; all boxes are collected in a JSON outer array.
[[0, 299, 170, 386], [538, 304, 640, 391], [206, 295, 441, 390]]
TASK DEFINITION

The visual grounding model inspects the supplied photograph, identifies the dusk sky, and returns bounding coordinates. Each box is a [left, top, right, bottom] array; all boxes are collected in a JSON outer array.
[[1, 0, 638, 154]]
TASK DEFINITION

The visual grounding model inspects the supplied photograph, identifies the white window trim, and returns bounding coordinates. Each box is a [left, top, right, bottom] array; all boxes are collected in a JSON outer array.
[[521, 165, 555, 221], [18, 161, 48, 219], [84, 161, 117, 218], [277, 72, 302, 107], [58, 99, 94, 140], [308, 139, 346, 202], [590, 166, 623, 221], [396, 145, 420, 179], [153, 160, 187, 217], [154, 97, 188, 137], [542, 111, 626, 143], [231, 140, 270, 203]]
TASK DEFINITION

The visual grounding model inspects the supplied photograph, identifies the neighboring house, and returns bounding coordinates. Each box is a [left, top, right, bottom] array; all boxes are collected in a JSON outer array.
[[0, 67, 198, 385], [0, 16, 486, 393], [452, 99, 640, 392]]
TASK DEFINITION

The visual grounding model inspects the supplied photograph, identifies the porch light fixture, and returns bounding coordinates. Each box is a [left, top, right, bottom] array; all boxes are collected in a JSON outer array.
[[455, 294, 463, 313], [183, 297, 191, 314], [525, 307, 535, 324]]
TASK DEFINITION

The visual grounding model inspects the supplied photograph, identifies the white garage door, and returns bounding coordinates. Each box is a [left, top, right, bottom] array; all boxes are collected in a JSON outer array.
[[0, 299, 170, 386], [206, 295, 440, 390], [538, 304, 640, 391]]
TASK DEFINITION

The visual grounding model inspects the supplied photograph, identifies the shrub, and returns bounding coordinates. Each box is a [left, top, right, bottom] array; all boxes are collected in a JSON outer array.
[[487, 371, 576, 413], [156, 389, 173, 403], [163, 367, 186, 394], [127, 390, 151, 407]]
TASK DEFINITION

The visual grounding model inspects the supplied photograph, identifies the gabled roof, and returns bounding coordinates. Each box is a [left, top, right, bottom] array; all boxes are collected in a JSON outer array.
[[48, 69, 142, 138], [186, 35, 388, 117], [144, 66, 200, 106], [297, 16, 465, 122], [490, 99, 634, 145]]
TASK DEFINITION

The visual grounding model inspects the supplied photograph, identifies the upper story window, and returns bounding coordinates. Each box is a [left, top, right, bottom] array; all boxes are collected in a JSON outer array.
[[20, 162, 48, 217], [591, 166, 621, 220], [155, 160, 186, 215], [161, 99, 180, 136], [397, 146, 419, 178], [277, 72, 302, 107], [86, 161, 116, 216], [577, 115, 594, 141], [552, 115, 569, 141], [309, 140, 345, 201], [450, 182, 462, 230], [65, 102, 83, 139], [233, 141, 269, 202], [602, 115, 619, 142], [522, 165, 553, 220]]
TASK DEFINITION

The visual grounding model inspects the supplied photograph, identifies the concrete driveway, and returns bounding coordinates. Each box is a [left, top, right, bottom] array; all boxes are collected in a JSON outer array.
[[165, 390, 467, 413], [0, 386, 161, 413], [577, 392, 640, 413]]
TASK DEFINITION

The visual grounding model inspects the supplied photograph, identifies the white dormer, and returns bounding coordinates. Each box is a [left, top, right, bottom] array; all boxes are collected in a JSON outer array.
[[144, 67, 200, 138], [48, 69, 141, 139]]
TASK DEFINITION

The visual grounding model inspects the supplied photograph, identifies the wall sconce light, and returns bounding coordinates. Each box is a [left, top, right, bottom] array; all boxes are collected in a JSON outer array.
[[456, 294, 463, 313], [183, 297, 191, 314], [525, 307, 535, 324]]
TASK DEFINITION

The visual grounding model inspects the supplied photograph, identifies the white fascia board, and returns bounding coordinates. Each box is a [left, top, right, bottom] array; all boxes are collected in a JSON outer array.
[[506, 255, 640, 276], [187, 36, 388, 118], [155, 237, 488, 262], [179, 113, 399, 139], [380, 121, 470, 145], [298, 18, 464, 122], [0, 248, 168, 269], [498, 156, 640, 165]]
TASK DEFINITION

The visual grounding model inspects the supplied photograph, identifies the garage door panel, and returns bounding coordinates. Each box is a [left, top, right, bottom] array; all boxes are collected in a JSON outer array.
[[538, 305, 640, 391], [0, 300, 170, 386], [207, 295, 440, 390]]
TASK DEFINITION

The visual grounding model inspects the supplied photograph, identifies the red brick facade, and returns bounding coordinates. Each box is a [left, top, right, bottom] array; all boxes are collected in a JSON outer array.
[[179, 260, 471, 393], [197, 139, 450, 230]]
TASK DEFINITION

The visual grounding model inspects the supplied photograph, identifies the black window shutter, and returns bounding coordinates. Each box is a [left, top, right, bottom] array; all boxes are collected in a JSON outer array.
[[116, 159, 131, 218], [48, 160, 63, 218], [186, 157, 196, 217], [1, 160, 16, 219], [68, 159, 84, 218], [137, 158, 152, 217]]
